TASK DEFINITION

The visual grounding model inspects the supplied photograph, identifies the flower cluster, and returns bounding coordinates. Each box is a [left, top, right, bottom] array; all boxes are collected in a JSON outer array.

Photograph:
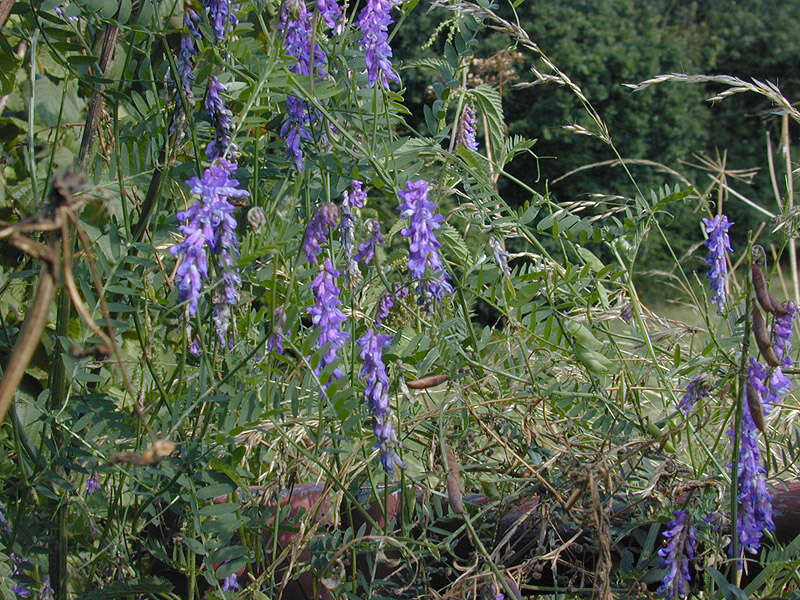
[[316, 0, 340, 29], [10, 553, 30, 598], [86, 471, 99, 496], [308, 259, 349, 385], [357, 0, 399, 89], [355, 219, 384, 265], [702, 215, 733, 313], [279, 0, 332, 169], [456, 104, 478, 151], [657, 510, 697, 600], [205, 75, 235, 160], [303, 203, 340, 263], [374, 287, 407, 326], [357, 328, 402, 473], [222, 573, 240, 591], [176, 10, 201, 103], [677, 373, 710, 415], [488, 235, 510, 276], [171, 159, 248, 344], [206, 0, 238, 40], [342, 179, 367, 210], [735, 385, 775, 556], [397, 180, 453, 306], [268, 306, 287, 355]]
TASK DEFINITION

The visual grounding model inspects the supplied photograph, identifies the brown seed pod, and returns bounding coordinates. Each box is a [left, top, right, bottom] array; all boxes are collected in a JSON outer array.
[[406, 374, 449, 389], [747, 382, 765, 433], [445, 446, 465, 515], [110, 439, 176, 466], [752, 263, 790, 316], [752, 306, 782, 367]]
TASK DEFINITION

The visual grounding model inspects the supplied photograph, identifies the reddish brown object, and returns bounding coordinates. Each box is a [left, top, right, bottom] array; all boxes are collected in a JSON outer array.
[[406, 374, 450, 389]]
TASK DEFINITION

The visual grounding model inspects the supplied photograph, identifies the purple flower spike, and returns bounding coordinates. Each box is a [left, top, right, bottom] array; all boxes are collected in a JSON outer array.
[[205, 75, 236, 160], [733, 385, 775, 557], [356, 0, 399, 89], [308, 259, 349, 385], [86, 472, 99, 496], [774, 302, 797, 361], [206, 0, 238, 40], [657, 510, 696, 599], [303, 203, 340, 263], [221, 573, 240, 591], [268, 307, 287, 355], [677, 374, 710, 415], [701, 215, 733, 313], [355, 219, 385, 265], [171, 159, 248, 343], [316, 0, 340, 30], [456, 104, 478, 151], [357, 328, 403, 474], [397, 180, 454, 306], [488, 235, 510, 276], [280, 0, 328, 169], [176, 10, 201, 101], [343, 180, 367, 210]]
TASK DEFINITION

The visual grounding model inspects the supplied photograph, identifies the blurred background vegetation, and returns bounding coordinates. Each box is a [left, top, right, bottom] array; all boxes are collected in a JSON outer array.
[[396, 0, 800, 292]]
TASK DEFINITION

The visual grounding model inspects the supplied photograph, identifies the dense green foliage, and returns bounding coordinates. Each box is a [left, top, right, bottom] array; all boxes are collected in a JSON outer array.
[[0, 1, 799, 599]]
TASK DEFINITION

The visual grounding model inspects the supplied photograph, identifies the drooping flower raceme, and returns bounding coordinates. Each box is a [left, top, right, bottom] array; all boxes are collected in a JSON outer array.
[[735, 386, 775, 556], [397, 180, 454, 306], [308, 259, 349, 385], [280, 0, 329, 169], [176, 10, 201, 103], [303, 203, 340, 263], [171, 159, 248, 344], [677, 373, 710, 415], [355, 219, 384, 265], [205, 75, 235, 160], [205, 0, 238, 40], [456, 104, 478, 151], [316, 0, 340, 29], [657, 510, 697, 600], [268, 306, 287, 355], [356, 0, 399, 89], [702, 214, 733, 313], [86, 472, 99, 496], [342, 179, 367, 210], [488, 235, 511, 276], [358, 328, 403, 473], [374, 286, 407, 326]]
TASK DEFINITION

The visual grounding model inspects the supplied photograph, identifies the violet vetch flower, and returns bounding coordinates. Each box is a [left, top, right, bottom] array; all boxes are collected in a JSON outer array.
[[86, 471, 99, 496], [308, 259, 349, 385], [268, 307, 287, 355], [357, 328, 403, 473], [677, 373, 709, 415], [356, 0, 399, 89], [456, 104, 478, 151], [397, 180, 454, 306], [375, 287, 407, 326], [656, 510, 696, 599], [773, 302, 797, 360], [701, 215, 733, 313], [280, 0, 328, 169], [734, 387, 775, 556], [316, 0, 340, 30], [205, 75, 236, 160], [171, 159, 248, 343], [303, 203, 339, 263], [355, 219, 384, 265], [10, 553, 30, 598], [488, 235, 511, 276], [342, 179, 367, 210], [205, 0, 238, 40], [176, 10, 201, 102], [221, 573, 240, 591]]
